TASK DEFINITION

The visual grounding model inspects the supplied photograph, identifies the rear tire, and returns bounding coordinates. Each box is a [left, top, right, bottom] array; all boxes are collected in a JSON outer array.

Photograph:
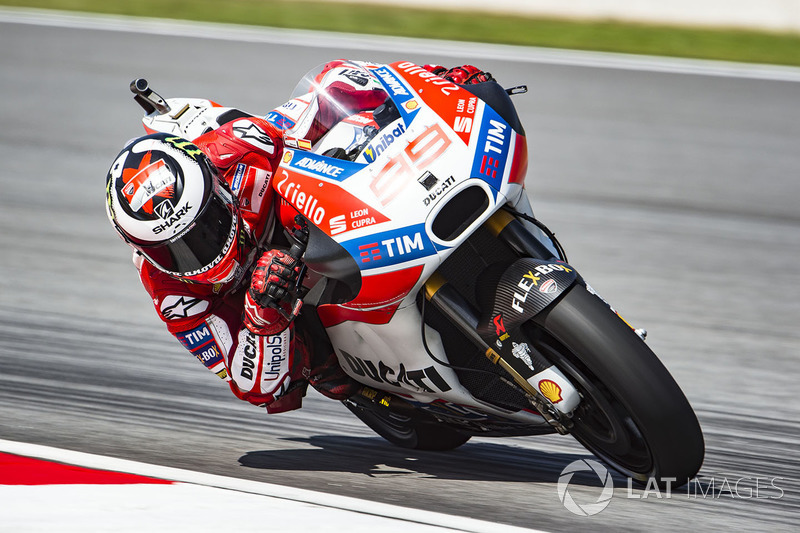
[[343, 400, 471, 451], [528, 284, 704, 486]]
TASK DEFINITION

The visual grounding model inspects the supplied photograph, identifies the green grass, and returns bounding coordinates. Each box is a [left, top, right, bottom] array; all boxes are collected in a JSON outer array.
[[4, 0, 800, 66]]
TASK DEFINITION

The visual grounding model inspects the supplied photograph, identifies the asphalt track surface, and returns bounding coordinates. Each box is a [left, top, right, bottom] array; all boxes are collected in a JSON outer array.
[[1, 10, 799, 532]]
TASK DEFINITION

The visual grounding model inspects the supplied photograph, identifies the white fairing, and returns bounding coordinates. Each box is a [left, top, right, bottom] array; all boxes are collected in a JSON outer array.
[[273, 61, 578, 427], [142, 98, 238, 139], [328, 306, 549, 424]]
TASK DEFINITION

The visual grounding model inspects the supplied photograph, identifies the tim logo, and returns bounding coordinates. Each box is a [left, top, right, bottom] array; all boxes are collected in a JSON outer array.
[[266, 111, 295, 130], [471, 110, 511, 185], [479, 156, 501, 179], [345, 224, 433, 269], [479, 121, 507, 178], [358, 242, 383, 263]]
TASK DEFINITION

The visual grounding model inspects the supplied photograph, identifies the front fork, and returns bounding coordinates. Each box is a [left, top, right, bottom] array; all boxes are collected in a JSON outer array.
[[423, 210, 583, 434], [424, 276, 577, 434]]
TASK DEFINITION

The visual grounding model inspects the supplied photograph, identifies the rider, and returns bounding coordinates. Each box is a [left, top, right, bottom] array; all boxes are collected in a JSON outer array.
[[104, 62, 494, 414]]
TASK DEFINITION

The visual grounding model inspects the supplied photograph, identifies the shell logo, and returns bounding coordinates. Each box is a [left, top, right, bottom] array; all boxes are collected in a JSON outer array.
[[283, 151, 293, 164], [538, 379, 563, 403], [404, 100, 418, 111]]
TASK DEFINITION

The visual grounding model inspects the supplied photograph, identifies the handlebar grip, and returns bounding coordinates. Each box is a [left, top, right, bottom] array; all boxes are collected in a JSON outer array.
[[288, 240, 306, 261], [130, 78, 150, 94], [129, 78, 171, 116], [287, 216, 309, 261]]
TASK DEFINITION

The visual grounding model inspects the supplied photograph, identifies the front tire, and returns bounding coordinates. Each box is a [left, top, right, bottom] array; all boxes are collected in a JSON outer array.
[[528, 284, 704, 486]]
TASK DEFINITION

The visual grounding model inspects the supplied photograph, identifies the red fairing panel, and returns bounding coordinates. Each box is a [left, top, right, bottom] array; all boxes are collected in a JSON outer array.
[[391, 61, 474, 147], [318, 266, 424, 327], [508, 131, 528, 186], [274, 166, 390, 237]]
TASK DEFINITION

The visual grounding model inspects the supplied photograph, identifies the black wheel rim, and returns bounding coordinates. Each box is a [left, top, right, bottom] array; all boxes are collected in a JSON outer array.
[[530, 326, 655, 481]]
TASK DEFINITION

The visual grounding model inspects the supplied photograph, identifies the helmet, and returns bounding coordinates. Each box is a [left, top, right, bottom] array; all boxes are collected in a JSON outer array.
[[105, 133, 244, 284]]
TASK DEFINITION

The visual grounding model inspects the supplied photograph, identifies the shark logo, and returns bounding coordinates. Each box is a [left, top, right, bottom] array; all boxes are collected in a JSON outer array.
[[153, 200, 175, 220]]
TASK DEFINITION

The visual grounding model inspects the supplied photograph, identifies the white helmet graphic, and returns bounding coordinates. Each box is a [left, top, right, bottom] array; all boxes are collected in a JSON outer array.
[[105, 133, 242, 284]]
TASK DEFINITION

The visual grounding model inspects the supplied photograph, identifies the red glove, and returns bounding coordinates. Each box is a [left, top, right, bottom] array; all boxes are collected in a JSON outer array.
[[426, 64, 494, 85], [445, 65, 494, 84], [243, 249, 301, 335], [423, 64, 448, 76]]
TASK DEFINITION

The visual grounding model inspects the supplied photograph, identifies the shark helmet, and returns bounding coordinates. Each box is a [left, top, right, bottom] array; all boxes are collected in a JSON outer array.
[[105, 133, 243, 284]]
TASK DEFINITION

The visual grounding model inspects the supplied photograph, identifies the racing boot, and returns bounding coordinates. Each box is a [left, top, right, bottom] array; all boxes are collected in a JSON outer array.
[[308, 351, 361, 400]]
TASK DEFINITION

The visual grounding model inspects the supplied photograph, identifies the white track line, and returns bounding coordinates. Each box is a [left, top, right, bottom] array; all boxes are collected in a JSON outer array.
[[2, 6, 800, 82], [0, 438, 546, 533]]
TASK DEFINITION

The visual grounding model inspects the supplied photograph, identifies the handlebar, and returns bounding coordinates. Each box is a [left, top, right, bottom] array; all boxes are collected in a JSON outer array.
[[130, 78, 171, 116]]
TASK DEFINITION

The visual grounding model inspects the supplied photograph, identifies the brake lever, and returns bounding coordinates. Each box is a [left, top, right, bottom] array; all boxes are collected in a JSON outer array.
[[268, 297, 303, 323], [505, 85, 528, 96]]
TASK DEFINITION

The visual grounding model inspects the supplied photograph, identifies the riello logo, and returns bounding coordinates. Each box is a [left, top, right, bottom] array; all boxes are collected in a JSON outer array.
[[276, 171, 325, 225]]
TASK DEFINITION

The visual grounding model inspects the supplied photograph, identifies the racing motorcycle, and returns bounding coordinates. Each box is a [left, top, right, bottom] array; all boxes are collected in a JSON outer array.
[[130, 60, 704, 486]]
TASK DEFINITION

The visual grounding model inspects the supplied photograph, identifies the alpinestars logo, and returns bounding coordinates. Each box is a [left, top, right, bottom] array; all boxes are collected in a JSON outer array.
[[160, 296, 209, 320], [232, 121, 275, 154]]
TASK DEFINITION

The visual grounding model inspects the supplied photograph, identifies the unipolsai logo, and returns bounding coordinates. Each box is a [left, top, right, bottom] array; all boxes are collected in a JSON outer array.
[[557, 459, 614, 516]]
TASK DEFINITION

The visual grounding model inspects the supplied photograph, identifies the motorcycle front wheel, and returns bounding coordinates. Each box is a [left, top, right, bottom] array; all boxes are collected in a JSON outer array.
[[527, 284, 705, 486]]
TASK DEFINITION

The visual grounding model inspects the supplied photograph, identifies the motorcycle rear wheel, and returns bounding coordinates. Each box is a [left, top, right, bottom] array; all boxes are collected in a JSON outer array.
[[343, 400, 471, 451], [528, 284, 705, 486]]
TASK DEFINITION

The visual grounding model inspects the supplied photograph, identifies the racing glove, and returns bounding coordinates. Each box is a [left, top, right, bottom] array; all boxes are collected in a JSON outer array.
[[423, 64, 448, 76], [424, 64, 494, 84], [243, 249, 301, 335]]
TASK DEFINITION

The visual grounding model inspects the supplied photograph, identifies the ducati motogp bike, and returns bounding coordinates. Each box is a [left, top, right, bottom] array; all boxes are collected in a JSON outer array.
[[130, 60, 704, 486]]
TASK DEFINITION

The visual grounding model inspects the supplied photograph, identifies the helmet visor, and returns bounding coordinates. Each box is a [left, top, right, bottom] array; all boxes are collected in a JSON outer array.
[[141, 192, 237, 277]]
